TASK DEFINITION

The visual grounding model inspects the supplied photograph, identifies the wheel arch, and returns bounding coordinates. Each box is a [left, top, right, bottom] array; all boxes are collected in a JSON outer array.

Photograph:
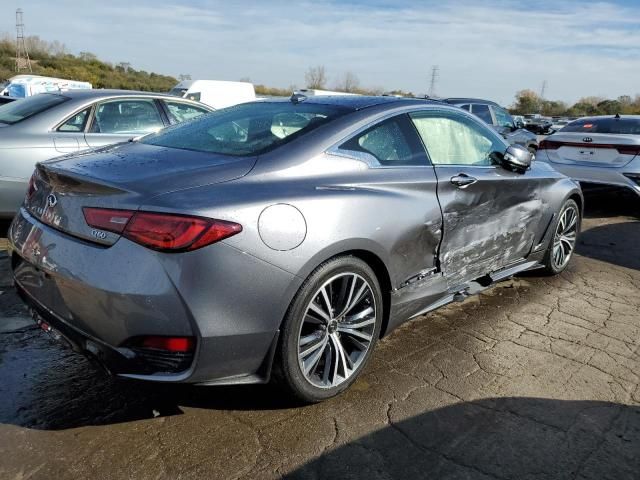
[[289, 239, 394, 339]]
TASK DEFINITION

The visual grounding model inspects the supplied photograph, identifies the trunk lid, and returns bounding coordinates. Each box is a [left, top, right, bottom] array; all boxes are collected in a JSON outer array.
[[541, 132, 640, 168], [25, 142, 256, 246]]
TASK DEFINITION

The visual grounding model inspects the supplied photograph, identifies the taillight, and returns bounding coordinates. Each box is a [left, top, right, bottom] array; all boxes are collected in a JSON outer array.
[[538, 140, 640, 155], [138, 336, 196, 353], [617, 145, 640, 156], [538, 140, 560, 151], [83, 208, 242, 251], [83, 208, 134, 234]]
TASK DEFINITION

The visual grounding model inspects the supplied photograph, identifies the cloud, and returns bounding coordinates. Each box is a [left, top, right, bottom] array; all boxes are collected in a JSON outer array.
[[4, 0, 639, 105]]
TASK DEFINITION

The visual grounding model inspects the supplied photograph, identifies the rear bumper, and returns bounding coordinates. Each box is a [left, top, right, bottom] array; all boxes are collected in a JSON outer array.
[[8, 207, 300, 384], [16, 283, 162, 376]]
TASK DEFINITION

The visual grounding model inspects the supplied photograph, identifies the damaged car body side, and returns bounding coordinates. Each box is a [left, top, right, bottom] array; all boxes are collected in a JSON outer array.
[[8, 96, 583, 402]]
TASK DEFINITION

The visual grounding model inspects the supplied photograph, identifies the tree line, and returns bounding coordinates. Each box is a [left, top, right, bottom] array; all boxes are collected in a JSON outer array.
[[0, 35, 177, 92], [2, 38, 638, 116], [510, 89, 640, 117]]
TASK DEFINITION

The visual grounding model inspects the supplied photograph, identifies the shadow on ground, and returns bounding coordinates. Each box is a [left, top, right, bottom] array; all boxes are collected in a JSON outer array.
[[578, 220, 640, 271], [0, 327, 296, 429], [286, 397, 640, 480], [582, 186, 640, 219]]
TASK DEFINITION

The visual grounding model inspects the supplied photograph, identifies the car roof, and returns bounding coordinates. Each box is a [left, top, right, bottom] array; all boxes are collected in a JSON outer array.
[[443, 97, 500, 107], [266, 95, 441, 111], [55, 89, 187, 101], [571, 115, 640, 121]]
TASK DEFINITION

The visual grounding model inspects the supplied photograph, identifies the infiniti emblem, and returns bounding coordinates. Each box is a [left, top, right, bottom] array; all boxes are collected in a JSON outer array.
[[46, 193, 58, 208], [583, 137, 593, 143]]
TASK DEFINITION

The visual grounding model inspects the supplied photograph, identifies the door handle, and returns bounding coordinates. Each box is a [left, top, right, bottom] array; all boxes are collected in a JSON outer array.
[[450, 174, 478, 188]]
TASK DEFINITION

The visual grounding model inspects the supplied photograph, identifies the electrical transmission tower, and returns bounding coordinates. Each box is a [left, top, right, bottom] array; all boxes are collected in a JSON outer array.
[[428, 65, 439, 97], [15, 9, 32, 73], [540, 80, 547, 100]]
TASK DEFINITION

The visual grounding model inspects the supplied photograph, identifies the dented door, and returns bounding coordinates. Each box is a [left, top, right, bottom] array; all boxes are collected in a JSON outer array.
[[409, 110, 545, 288], [434, 165, 544, 287]]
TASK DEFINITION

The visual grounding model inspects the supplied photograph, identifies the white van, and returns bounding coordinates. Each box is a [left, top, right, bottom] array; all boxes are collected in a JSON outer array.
[[169, 80, 255, 109], [1, 75, 92, 98]]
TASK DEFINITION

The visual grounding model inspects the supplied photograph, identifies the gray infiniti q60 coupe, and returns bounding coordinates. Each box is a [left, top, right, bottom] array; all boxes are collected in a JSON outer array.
[[9, 95, 583, 402]]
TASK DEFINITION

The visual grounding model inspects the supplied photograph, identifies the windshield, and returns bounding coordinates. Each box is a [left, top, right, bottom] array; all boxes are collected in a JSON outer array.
[[0, 93, 68, 125], [562, 118, 640, 134], [141, 101, 351, 156]]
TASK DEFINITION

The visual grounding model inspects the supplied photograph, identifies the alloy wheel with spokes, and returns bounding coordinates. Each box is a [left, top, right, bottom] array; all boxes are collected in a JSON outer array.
[[297, 272, 377, 388], [276, 256, 382, 402], [540, 199, 581, 275], [552, 204, 578, 270]]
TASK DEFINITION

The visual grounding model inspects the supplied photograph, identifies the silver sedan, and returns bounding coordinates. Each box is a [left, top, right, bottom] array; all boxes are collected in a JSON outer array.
[[9, 95, 582, 402], [537, 115, 640, 196], [0, 90, 212, 218]]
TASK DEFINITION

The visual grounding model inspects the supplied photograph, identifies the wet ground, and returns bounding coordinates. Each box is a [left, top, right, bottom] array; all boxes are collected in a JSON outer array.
[[0, 190, 639, 480]]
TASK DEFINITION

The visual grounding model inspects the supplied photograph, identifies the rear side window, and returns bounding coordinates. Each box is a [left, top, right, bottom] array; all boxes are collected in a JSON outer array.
[[562, 118, 640, 134], [58, 108, 91, 132], [142, 101, 350, 156], [340, 116, 425, 166], [0, 94, 68, 125], [471, 104, 493, 124]]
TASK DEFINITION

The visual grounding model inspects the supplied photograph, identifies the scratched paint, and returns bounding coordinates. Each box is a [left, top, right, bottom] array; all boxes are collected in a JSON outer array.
[[441, 198, 545, 287]]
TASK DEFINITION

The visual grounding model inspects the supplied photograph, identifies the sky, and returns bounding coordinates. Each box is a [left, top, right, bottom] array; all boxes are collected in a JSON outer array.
[[3, 0, 640, 106]]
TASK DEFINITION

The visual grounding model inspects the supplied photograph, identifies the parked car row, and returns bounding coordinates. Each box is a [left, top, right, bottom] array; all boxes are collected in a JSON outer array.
[[0, 90, 212, 218], [6, 92, 583, 402]]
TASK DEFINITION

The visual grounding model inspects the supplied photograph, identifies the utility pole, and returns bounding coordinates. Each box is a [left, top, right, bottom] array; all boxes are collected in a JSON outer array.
[[539, 80, 547, 100], [428, 65, 439, 97], [15, 9, 32, 73]]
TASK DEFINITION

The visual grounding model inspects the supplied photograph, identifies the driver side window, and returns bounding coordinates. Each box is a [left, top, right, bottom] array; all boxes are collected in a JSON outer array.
[[410, 112, 505, 166]]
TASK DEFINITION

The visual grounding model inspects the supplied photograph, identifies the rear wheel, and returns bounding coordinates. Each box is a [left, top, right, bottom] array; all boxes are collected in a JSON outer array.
[[274, 256, 382, 403], [541, 199, 580, 275]]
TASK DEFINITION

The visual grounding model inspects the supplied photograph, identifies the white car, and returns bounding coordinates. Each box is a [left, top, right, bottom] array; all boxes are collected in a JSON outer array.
[[169, 80, 255, 109]]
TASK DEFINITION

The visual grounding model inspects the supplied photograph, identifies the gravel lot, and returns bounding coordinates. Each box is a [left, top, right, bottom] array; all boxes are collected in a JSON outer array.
[[0, 190, 638, 480]]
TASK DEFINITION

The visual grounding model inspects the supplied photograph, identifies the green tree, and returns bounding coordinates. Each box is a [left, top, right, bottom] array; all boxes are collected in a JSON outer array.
[[511, 89, 541, 114]]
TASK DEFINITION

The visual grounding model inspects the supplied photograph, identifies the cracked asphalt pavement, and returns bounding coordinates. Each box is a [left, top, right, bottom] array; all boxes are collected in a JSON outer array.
[[0, 190, 639, 480]]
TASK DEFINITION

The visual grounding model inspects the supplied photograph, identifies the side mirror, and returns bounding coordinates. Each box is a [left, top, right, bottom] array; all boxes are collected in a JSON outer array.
[[502, 144, 532, 173]]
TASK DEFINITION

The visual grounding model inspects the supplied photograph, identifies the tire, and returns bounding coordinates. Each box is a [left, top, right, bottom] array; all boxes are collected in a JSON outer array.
[[274, 256, 383, 403], [540, 199, 580, 275]]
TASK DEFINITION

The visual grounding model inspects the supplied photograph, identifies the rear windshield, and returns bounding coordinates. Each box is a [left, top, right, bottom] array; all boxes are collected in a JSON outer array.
[[562, 118, 640, 134], [141, 101, 351, 156], [0, 94, 68, 125]]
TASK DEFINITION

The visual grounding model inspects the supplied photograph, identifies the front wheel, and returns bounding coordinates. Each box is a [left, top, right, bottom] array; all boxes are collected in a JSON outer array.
[[274, 256, 383, 403], [541, 199, 580, 275]]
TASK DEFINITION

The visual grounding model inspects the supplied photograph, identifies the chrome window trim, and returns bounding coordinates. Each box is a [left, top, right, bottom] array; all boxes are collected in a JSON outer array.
[[324, 105, 464, 169], [326, 104, 483, 169]]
